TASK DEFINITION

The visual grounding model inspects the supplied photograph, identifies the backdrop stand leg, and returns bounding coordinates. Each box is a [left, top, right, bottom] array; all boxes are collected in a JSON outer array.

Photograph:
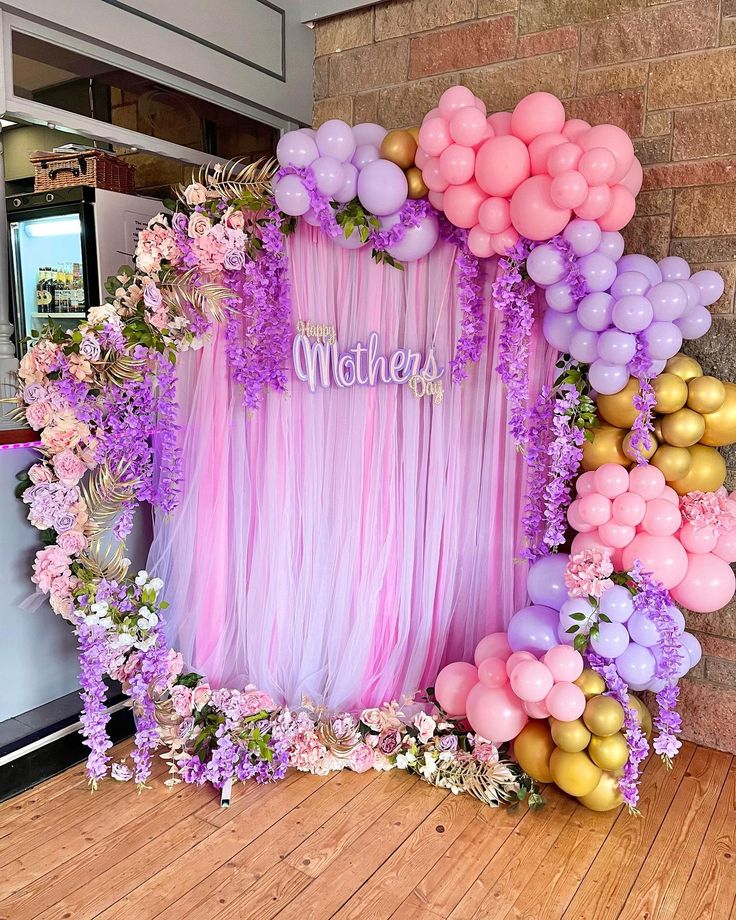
[[220, 777, 233, 808]]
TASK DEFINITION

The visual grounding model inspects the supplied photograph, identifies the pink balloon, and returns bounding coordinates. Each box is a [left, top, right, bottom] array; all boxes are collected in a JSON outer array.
[[478, 196, 511, 233], [478, 656, 509, 689], [568, 499, 595, 533], [579, 124, 635, 183], [599, 185, 637, 232], [468, 224, 495, 258], [620, 158, 643, 196], [465, 682, 528, 743], [511, 92, 566, 144], [443, 180, 487, 229], [612, 491, 647, 526], [543, 645, 584, 682], [562, 118, 591, 142], [510, 660, 554, 703], [490, 227, 520, 255], [415, 147, 430, 169], [578, 147, 616, 185], [473, 96, 488, 116], [550, 170, 589, 209], [621, 534, 689, 589], [571, 529, 613, 556], [670, 552, 736, 613], [439, 143, 475, 185], [641, 498, 682, 537], [574, 185, 612, 220], [661, 486, 680, 505], [679, 522, 719, 555], [423, 156, 449, 192], [547, 142, 583, 177], [438, 85, 476, 118], [594, 463, 630, 499], [509, 175, 571, 241], [545, 681, 586, 721], [714, 529, 736, 563], [487, 111, 513, 136], [474, 631, 512, 664], [434, 661, 478, 717], [475, 135, 531, 197], [629, 465, 666, 501], [579, 493, 613, 526], [505, 650, 536, 678], [418, 117, 451, 157], [523, 699, 551, 718], [449, 105, 487, 146], [528, 132, 567, 175], [599, 519, 636, 548], [576, 470, 598, 496], [427, 190, 445, 210]]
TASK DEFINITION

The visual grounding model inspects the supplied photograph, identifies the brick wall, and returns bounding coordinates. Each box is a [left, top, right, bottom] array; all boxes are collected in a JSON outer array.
[[312, 0, 736, 752]]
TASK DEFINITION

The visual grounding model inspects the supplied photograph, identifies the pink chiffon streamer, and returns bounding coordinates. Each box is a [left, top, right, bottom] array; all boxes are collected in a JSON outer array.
[[148, 224, 556, 711]]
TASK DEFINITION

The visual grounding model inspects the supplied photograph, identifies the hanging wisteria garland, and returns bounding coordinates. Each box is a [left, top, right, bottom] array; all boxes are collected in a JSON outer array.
[[628, 336, 657, 466]]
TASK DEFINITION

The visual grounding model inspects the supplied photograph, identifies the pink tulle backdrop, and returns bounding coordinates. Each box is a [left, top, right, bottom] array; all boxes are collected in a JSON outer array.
[[148, 224, 556, 711]]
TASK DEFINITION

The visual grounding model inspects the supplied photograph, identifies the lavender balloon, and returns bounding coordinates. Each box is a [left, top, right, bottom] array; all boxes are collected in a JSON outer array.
[[611, 294, 653, 333], [648, 281, 687, 321], [616, 254, 662, 287], [691, 269, 725, 306], [562, 218, 601, 256], [386, 212, 440, 262], [545, 281, 577, 313], [527, 244, 567, 286], [599, 584, 633, 623], [559, 597, 595, 632], [658, 256, 690, 281], [643, 321, 682, 360], [542, 310, 580, 352], [588, 359, 628, 396], [666, 604, 686, 634], [610, 271, 650, 299], [615, 643, 655, 690], [334, 227, 367, 250], [334, 163, 358, 204], [315, 119, 356, 163], [680, 631, 702, 667], [676, 305, 712, 340], [311, 156, 344, 197], [597, 328, 636, 364], [507, 605, 560, 655], [570, 328, 600, 363], [597, 231, 625, 261], [352, 122, 387, 148], [577, 292, 614, 331], [357, 159, 408, 216], [276, 130, 319, 168], [526, 553, 570, 609], [626, 611, 661, 647], [352, 144, 380, 170], [590, 621, 630, 658], [678, 278, 700, 309], [273, 174, 310, 216], [579, 252, 617, 293]]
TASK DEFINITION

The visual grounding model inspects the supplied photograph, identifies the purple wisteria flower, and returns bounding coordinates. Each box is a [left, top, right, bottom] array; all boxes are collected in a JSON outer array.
[[628, 335, 656, 466], [542, 383, 585, 549]]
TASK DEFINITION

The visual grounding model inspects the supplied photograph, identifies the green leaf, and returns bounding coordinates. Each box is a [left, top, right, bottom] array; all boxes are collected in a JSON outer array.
[[599, 613, 611, 623], [565, 625, 579, 634], [570, 612, 586, 621], [573, 633, 589, 653]]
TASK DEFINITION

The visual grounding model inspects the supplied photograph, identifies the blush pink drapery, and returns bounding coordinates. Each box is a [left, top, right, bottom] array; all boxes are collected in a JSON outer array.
[[148, 224, 556, 711]]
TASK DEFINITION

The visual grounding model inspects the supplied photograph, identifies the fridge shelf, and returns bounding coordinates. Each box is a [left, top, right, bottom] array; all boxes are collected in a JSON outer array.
[[31, 312, 86, 319]]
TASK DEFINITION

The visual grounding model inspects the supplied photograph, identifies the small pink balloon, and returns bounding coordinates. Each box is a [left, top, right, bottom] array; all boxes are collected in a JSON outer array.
[[505, 650, 536, 678], [449, 105, 487, 146], [422, 156, 449, 192], [568, 498, 595, 533], [487, 111, 513, 136], [612, 491, 647, 526], [465, 682, 528, 743], [478, 656, 509, 688], [594, 463, 630, 499], [475, 135, 531, 197], [434, 661, 478, 717], [579, 493, 613, 526], [528, 132, 567, 175], [468, 224, 495, 258], [620, 158, 643, 196], [679, 522, 719, 555], [714, 529, 736, 563], [661, 485, 681, 506], [478, 196, 511, 234], [571, 529, 614, 557], [443, 180, 487, 229], [545, 681, 586, 721], [629, 465, 666, 501], [511, 91, 566, 144], [547, 142, 583, 177], [574, 185, 612, 220], [509, 175, 571, 241], [621, 534, 688, 589], [599, 519, 636, 548], [439, 143, 475, 185], [438, 85, 476, 118], [490, 227, 520, 255], [576, 470, 598, 496], [562, 118, 591, 142], [428, 190, 445, 210], [670, 552, 736, 613], [543, 645, 584, 682], [578, 147, 617, 185], [550, 170, 589, 209], [641, 498, 682, 537], [523, 699, 551, 718], [474, 631, 512, 664], [579, 123, 635, 182], [415, 146, 430, 169], [598, 185, 636, 232], [474, 96, 488, 116], [418, 116, 451, 157], [510, 660, 554, 703]]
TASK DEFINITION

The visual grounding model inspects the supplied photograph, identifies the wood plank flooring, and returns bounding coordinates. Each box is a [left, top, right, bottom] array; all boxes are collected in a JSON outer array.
[[0, 739, 733, 920]]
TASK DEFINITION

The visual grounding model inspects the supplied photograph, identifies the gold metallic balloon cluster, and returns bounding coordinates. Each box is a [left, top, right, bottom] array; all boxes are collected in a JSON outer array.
[[513, 668, 652, 811], [379, 128, 429, 199], [583, 354, 736, 495]]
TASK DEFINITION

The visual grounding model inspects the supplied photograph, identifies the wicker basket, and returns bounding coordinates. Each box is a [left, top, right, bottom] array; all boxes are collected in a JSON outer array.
[[30, 149, 136, 194]]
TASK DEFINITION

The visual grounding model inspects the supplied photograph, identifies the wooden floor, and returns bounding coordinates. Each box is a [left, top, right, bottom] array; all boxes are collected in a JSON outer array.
[[0, 740, 733, 920]]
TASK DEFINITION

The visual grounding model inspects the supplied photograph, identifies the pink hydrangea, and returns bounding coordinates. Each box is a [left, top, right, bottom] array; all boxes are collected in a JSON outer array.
[[680, 488, 736, 533], [170, 684, 193, 716], [348, 743, 375, 773], [135, 217, 180, 274], [53, 449, 86, 485], [564, 548, 614, 599], [241, 685, 276, 716], [32, 545, 73, 595], [57, 529, 88, 556]]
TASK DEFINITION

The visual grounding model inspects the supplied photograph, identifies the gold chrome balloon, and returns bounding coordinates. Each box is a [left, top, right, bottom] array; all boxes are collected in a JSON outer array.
[[665, 353, 703, 382], [379, 129, 417, 170], [582, 424, 631, 471], [550, 749, 602, 797], [596, 377, 640, 428], [407, 125, 421, 143], [653, 417, 664, 442], [623, 430, 657, 461], [574, 668, 606, 699], [588, 732, 629, 771], [550, 717, 591, 753], [687, 375, 726, 414], [670, 443, 726, 495], [577, 770, 624, 812], [583, 696, 625, 737], [627, 694, 653, 740], [660, 407, 706, 447], [405, 166, 429, 200], [652, 372, 688, 414], [651, 444, 693, 482], [512, 719, 556, 783], [701, 382, 736, 447]]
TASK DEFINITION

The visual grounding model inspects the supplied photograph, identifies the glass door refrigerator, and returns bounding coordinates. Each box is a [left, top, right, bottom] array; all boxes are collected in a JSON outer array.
[[7, 187, 164, 353]]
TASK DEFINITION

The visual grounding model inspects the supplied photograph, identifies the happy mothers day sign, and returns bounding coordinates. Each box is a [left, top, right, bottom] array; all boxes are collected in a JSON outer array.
[[292, 321, 445, 403]]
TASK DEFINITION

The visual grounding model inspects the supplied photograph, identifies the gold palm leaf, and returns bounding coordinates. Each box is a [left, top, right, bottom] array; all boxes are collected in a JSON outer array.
[[160, 268, 234, 325], [100, 349, 149, 386], [78, 537, 130, 582], [175, 156, 277, 209], [422, 758, 522, 807], [81, 460, 141, 539]]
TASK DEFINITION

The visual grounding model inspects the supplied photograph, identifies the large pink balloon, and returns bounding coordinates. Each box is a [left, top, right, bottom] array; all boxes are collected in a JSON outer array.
[[629, 465, 666, 501], [510, 660, 554, 703], [621, 534, 688, 589], [548, 142, 583, 177], [474, 631, 513, 664], [468, 225, 495, 259], [599, 519, 635, 548], [511, 92, 566, 144], [465, 682, 528, 743], [487, 111, 512, 136], [545, 681, 586, 721], [422, 157, 449, 193], [434, 661, 478, 717], [574, 185, 611, 220], [439, 143, 475, 185], [612, 492, 646, 526], [562, 118, 591, 142], [449, 105, 487, 146], [578, 147, 616, 185], [418, 116, 451, 157], [679, 522, 719, 555], [475, 135, 531, 197], [491, 227, 520, 255], [568, 499, 594, 533], [670, 552, 736, 613], [579, 124, 635, 183], [550, 170, 589, 209], [543, 645, 584, 682], [598, 185, 636, 231], [510, 175, 571, 241], [579, 493, 612, 526], [620, 158, 643, 196], [714, 529, 736, 563], [641, 498, 682, 537], [528, 132, 567, 175], [438, 85, 476, 118], [478, 196, 511, 233], [443, 180, 487, 229], [594, 463, 630, 499], [478, 657, 508, 689]]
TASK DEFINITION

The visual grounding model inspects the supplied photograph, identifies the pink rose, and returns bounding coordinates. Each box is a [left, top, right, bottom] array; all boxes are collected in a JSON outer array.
[[23, 382, 46, 403], [170, 684, 193, 716], [167, 649, 184, 681], [360, 708, 387, 733], [29, 463, 54, 484], [25, 401, 54, 431], [223, 207, 245, 230], [50, 592, 74, 620], [188, 212, 211, 238], [184, 183, 207, 206], [192, 683, 212, 710], [57, 529, 88, 556], [412, 711, 437, 744], [52, 449, 86, 485]]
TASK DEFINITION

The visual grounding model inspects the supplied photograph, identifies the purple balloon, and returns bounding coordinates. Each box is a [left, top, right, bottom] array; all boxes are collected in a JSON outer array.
[[597, 231, 625, 261], [526, 553, 570, 609], [507, 605, 560, 655], [352, 143, 380, 170], [648, 281, 688, 321], [315, 119, 356, 163], [676, 305, 712, 340], [588, 359, 628, 395], [658, 255, 690, 281], [302, 207, 321, 227], [334, 227, 367, 250], [562, 218, 601, 256], [570, 328, 600, 363], [647, 358, 667, 376], [386, 212, 439, 262], [273, 174, 310, 216], [545, 281, 576, 313], [352, 122, 387, 148], [599, 584, 633, 623], [678, 278, 700, 310], [542, 310, 580, 352], [527, 244, 567, 286], [615, 643, 655, 690], [590, 621, 630, 658], [616, 254, 662, 287], [643, 320, 682, 360], [312, 156, 344, 197], [626, 611, 660, 647], [597, 328, 636, 364], [612, 294, 653, 333], [276, 130, 318, 168], [577, 292, 614, 331], [334, 163, 358, 204], [691, 269, 725, 306], [559, 597, 595, 633], [579, 252, 617, 293], [610, 270, 650, 299], [680, 632, 702, 668], [298, 127, 317, 138], [356, 159, 408, 216]]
